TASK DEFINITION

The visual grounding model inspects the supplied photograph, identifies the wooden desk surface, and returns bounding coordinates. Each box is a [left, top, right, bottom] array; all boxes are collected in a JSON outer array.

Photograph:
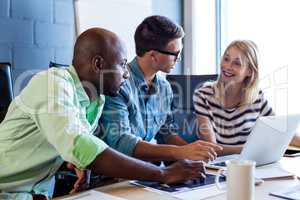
[[55, 157, 300, 200]]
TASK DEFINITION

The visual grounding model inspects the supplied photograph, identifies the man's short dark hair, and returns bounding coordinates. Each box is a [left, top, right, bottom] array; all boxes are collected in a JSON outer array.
[[134, 15, 185, 57]]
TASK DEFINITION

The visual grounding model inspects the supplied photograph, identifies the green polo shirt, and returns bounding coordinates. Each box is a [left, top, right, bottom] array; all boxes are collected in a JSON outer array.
[[0, 66, 108, 198]]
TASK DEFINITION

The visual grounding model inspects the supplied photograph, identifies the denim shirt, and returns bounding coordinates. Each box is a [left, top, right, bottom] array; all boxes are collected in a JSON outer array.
[[100, 57, 176, 156]]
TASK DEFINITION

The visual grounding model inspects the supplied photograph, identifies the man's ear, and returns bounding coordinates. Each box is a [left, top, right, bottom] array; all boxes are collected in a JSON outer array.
[[149, 51, 157, 62], [92, 55, 104, 73]]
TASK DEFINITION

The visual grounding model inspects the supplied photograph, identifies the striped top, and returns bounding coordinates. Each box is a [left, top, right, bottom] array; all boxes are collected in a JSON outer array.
[[193, 85, 273, 146]]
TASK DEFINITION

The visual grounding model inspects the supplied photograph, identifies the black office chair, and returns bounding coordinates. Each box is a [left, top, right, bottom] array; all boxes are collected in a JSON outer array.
[[49, 61, 69, 68], [0, 63, 13, 123], [166, 74, 218, 143]]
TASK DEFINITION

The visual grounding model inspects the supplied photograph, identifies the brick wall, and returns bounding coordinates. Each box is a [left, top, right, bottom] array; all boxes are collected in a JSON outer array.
[[0, 0, 75, 95]]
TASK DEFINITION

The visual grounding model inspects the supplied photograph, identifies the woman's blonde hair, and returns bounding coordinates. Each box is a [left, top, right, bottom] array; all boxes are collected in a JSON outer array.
[[213, 40, 260, 107]]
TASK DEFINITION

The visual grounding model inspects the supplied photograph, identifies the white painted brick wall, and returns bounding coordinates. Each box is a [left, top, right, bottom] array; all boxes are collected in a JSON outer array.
[[12, 0, 53, 22], [35, 22, 73, 47], [0, 0, 75, 94], [0, 0, 9, 18], [0, 19, 34, 44]]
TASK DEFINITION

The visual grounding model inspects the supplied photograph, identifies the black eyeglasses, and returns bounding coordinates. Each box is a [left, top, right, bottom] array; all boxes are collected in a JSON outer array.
[[152, 49, 182, 62], [120, 59, 128, 69]]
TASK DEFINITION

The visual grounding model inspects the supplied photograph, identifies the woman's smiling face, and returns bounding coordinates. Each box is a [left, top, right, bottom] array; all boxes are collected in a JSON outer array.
[[220, 47, 251, 85]]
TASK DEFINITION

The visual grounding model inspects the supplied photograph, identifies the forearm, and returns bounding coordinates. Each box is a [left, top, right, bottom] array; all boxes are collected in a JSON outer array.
[[133, 141, 182, 162], [88, 148, 164, 182], [290, 134, 300, 147], [197, 117, 216, 143], [217, 144, 242, 156], [200, 132, 216, 143], [165, 135, 187, 146]]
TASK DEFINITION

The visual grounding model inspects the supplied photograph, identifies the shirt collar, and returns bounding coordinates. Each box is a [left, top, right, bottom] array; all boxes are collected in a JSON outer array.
[[67, 65, 105, 107], [128, 57, 159, 94]]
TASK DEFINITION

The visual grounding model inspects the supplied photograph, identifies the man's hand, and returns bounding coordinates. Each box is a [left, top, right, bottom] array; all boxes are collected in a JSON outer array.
[[66, 163, 90, 194], [161, 160, 206, 184], [177, 140, 223, 162]]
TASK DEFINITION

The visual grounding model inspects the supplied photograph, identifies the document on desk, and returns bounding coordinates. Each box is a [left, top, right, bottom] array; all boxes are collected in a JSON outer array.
[[256, 163, 294, 180], [61, 190, 127, 200], [270, 184, 300, 200], [172, 186, 225, 200]]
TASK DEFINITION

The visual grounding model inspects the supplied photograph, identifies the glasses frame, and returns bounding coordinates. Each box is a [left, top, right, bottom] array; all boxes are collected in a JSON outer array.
[[120, 59, 128, 69], [152, 49, 182, 62]]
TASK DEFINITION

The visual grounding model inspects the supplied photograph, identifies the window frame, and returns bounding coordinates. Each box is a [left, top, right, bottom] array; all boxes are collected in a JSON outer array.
[[183, 0, 221, 75]]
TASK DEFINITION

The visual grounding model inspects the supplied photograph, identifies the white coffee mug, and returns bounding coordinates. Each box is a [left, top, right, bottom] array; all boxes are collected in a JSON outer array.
[[215, 160, 256, 200]]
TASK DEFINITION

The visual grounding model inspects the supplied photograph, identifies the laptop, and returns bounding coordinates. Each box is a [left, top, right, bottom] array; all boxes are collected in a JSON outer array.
[[207, 114, 300, 169]]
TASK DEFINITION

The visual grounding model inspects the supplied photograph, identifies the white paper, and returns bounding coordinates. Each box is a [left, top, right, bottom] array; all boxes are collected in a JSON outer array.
[[61, 190, 127, 200], [270, 184, 300, 200], [172, 185, 225, 200], [256, 163, 294, 179]]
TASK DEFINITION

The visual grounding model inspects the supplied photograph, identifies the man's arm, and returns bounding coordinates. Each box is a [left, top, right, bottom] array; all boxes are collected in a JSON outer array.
[[165, 135, 188, 146], [133, 140, 222, 162], [101, 87, 221, 162], [100, 90, 142, 156], [88, 147, 206, 184]]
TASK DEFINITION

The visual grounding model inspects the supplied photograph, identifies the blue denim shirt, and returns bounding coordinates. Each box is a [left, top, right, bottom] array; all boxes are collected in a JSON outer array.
[[100, 57, 176, 156]]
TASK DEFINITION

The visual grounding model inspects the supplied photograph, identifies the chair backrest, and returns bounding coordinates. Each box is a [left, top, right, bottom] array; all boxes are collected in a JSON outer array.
[[0, 63, 14, 123], [166, 74, 218, 142], [49, 61, 69, 68]]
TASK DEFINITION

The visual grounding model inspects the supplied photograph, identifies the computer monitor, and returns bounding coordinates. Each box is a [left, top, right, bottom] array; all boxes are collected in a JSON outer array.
[[166, 75, 218, 142]]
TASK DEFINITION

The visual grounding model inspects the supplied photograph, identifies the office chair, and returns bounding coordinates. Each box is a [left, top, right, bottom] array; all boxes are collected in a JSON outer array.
[[166, 74, 218, 143], [49, 61, 69, 68], [0, 63, 13, 123]]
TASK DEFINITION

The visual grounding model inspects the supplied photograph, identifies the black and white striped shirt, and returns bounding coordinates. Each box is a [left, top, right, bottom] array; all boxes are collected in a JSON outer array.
[[193, 85, 273, 146]]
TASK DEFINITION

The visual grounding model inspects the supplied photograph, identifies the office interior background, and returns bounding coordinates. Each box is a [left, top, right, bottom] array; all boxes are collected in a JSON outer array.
[[0, 0, 299, 115]]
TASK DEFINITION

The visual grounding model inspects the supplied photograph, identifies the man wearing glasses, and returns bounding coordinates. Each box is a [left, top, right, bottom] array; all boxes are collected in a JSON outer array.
[[100, 15, 222, 163]]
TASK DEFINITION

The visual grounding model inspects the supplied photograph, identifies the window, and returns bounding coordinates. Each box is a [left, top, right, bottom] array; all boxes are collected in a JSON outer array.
[[187, 0, 300, 115], [221, 0, 300, 115], [184, 0, 219, 75], [75, 0, 152, 61]]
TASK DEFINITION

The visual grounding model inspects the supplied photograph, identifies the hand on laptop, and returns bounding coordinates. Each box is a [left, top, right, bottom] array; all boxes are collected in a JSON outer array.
[[161, 160, 206, 184], [178, 140, 223, 162]]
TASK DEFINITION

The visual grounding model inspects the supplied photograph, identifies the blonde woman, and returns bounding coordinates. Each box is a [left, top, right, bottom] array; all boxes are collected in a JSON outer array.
[[193, 40, 300, 155]]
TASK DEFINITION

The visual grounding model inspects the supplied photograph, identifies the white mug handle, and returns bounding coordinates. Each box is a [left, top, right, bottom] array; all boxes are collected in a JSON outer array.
[[215, 169, 226, 190]]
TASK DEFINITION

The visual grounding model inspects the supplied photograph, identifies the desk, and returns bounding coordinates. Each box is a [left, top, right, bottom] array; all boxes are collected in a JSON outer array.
[[55, 157, 300, 200]]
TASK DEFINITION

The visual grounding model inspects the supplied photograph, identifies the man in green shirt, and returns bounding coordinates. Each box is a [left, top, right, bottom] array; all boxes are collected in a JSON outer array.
[[0, 28, 205, 199]]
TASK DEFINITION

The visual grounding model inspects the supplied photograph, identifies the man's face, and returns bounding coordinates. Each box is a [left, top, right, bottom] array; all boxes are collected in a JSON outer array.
[[101, 50, 129, 97], [152, 38, 183, 73]]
